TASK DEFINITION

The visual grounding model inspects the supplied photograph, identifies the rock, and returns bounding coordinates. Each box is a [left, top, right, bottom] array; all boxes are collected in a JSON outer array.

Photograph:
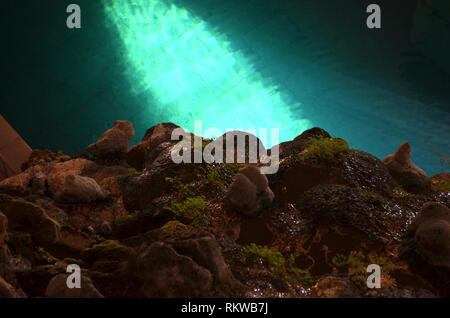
[[94, 221, 112, 237], [55, 174, 105, 204], [430, 173, 450, 192], [122, 142, 196, 212], [45, 273, 104, 298], [279, 127, 331, 159], [21, 149, 70, 171], [399, 202, 450, 296], [298, 184, 413, 243], [126, 123, 181, 171], [47, 159, 97, 194], [342, 150, 397, 197], [0, 212, 7, 245], [4, 199, 60, 246], [0, 276, 20, 298], [225, 166, 274, 217], [134, 241, 213, 297], [383, 142, 431, 193], [311, 276, 361, 298], [87, 120, 134, 158], [269, 157, 342, 205], [212, 131, 266, 164], [170, 235, 239, 289], [31, 171, 47, 196]]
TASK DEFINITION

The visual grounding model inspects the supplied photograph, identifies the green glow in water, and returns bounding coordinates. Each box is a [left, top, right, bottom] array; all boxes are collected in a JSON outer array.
[[103, 0, 311, 146]]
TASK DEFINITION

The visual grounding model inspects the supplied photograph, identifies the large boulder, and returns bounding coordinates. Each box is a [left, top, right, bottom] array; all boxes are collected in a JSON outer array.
[[298, 184, 413, 243], [55, 175, 105, 204], [134, 241, 213, 297], [383, 142, 430, 193], [399, 202, 450, 296], [225, 166, 274, 217], [4, 199, 60, 246], [45, 273, 104, 298], [87, 120, 134, 158]]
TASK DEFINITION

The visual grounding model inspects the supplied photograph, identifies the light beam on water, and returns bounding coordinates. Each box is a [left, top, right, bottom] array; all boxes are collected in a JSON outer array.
[[103, 0, 311, 147]]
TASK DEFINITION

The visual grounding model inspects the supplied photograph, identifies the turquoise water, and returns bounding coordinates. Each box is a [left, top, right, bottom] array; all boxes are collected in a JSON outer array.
[[1, 0, 449, 175]]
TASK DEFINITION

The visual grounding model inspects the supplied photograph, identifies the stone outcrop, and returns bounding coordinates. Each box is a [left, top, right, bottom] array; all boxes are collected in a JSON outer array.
[[45, 273, 104, 298], [87, 120, 134, 158], [383, 142, 431, 193]]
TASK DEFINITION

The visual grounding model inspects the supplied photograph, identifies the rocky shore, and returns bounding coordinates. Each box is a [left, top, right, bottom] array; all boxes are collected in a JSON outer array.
[[0, 121, 448, 298]]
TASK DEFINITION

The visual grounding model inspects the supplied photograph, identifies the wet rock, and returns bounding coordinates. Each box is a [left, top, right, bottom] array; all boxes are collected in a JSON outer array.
[[45, 273, 104, 298], [134, 241, 213, 297], [399, 202, 450, 296], [298, 184, 413, 243], [383, 142, 431, 193], [342, 150, 397, 197], [5, 199, 60, 246], [269, 157, 342, 205], [122, 142, 195, 211], [87, 120, 134, 158], [225, 166, 274, 217], [55, 174, 105, 204], [213, 130, 266, 164], [94, 220, 112, 237], [311, 276, 361, 298], [126, 123, 181, 171]]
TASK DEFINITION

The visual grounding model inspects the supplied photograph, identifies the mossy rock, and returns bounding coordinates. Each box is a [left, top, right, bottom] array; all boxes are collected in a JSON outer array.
[[83, 240, 134, 273]]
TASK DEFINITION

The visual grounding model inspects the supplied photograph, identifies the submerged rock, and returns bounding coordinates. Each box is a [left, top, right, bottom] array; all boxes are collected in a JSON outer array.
[[0, 212, 7, 245], [225, 166, 274, 217], [87, 120, 134, 158], [383, 142, 430, 193]]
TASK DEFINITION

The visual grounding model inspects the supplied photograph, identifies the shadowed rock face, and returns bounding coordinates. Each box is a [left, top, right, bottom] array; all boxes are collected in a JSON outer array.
[[383, 142, 431, 193], [400, 202, 450, 297]]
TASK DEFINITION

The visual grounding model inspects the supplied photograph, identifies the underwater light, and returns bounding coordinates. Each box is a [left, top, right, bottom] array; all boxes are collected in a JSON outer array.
[[102, 0, 311, 147]]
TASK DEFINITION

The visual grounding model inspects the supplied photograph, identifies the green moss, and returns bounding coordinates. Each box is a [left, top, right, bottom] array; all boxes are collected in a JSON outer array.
[[332, 251, 394, 275], [300, 136, 349, 164], [386, 185, 414, 198], [432, 179, 450, 192], [128, 167, 141, 175], [242, 243, 315, 287], [89, 234, 105, 245], [84, 240, 133, 273], [164, 195, 209, 227], [116, 210, 147, 227]]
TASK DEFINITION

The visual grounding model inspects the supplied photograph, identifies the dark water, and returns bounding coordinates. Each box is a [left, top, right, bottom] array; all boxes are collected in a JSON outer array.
[[1, 0, 449, 175]]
